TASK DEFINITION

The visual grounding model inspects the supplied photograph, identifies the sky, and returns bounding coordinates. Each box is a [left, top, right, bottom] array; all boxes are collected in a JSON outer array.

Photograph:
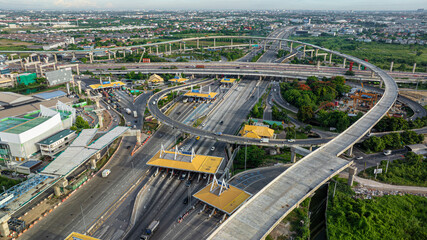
[[0, 0, 425, 11]]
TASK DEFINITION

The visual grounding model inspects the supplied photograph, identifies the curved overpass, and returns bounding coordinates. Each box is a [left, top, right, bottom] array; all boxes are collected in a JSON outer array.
[[145, 37, 398, 239]]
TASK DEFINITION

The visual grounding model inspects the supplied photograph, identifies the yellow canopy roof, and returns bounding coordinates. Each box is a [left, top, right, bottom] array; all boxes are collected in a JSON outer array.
[[170, 77, 188, 83], [147, 150, 223, 174], [193, 181, 251, 215], [148, 74, 164, 83], [220, 78, 236, 83], [240, 125, 274, 139], [89, 81, 125, 89], [64, 232, 100, 240], [184, 91, 218, 99]]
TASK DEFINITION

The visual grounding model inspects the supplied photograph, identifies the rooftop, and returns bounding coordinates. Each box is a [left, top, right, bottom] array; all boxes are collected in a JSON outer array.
[[169, 77, 188, 83], [0, 117, 28, 132], [193, 180, 251, 215], [147, 149, 224, 174], [240, 125, 274, 139], [2, 117, 50, 134], [0, 97, 74, 119], [0, 92, 36, 107], [148, 74, 164, 83], [38, 129, 75, 146]]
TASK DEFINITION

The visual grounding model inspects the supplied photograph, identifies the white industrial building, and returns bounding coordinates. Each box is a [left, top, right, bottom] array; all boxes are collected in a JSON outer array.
[[0, 101, 76, 164]]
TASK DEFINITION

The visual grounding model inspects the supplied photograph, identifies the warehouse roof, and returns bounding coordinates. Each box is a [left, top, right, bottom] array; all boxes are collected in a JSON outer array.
[[39, 129, 75, 146], [193, 179, 251, 215], [0, 117, 28, 132], [239, 125, 274, 139], [0, 97, 74, 119], [0, 92, 36, 107], [147, 149, 224, 174], [33, 90, 67, 100]]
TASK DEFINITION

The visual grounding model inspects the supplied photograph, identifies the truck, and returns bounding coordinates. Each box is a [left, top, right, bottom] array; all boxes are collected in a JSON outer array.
[[195, 65, 205, 69], [215, 132, 222, 136], [125, 108, 132, 115], [260, 138, 269, 143], [140, 220, 160, 240], [133, 111, 138, 118], [102, 169, 111, 178]]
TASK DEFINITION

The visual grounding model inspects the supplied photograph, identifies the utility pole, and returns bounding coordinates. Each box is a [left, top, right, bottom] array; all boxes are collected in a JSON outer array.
[[385, 157, 390, 173], [333, 180, 337, 198]]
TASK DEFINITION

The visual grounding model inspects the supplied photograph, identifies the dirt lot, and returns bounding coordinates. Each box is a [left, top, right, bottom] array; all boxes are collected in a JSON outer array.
[[0, 38, 34, 46], [400, 90, 427, 105]]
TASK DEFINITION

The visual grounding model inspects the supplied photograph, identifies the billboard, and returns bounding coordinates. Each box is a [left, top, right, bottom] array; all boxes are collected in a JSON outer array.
[[45, 68, 73, 86]]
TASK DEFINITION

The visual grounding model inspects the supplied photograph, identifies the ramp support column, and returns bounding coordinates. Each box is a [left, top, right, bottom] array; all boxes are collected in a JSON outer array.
[[348, 166, 357, 186], [90, 159, 96, 169], [346, 145, 353, 157], [291, 147, 297, 163], [0, 214, 10, 237]]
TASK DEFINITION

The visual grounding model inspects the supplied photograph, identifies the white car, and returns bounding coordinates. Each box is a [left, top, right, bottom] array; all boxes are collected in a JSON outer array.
[[287, 139, 295, 143], [210, 146, 215, 151], [356, 156, 364, 160]]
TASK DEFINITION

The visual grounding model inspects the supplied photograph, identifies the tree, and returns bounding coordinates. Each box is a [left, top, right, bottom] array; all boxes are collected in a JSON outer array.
[[304, 125, 313, 133], [363, 136, 385, 152], [298, 106, 314, 123], [74, 116, 90, 129]]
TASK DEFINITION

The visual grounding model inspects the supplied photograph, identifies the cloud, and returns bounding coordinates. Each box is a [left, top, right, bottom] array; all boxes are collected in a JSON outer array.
[[53, 0, 97, 8]]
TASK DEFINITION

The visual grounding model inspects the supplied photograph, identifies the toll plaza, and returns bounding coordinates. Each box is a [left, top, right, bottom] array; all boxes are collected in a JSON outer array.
[[169, 76, 189, 83], [183, 86, 218, 103], [220, 78, 236, 87], [64, 232, 100, 240], [193, 176, 251, 217], [89, 81, 125, 90], [146, 146, 224, 178]]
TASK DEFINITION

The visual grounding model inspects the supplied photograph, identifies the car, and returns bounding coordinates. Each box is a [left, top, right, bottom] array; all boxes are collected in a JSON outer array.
[[180, 172, 187, 180], [287, 139, 295, 143], [185, 180, 192, 187], [183, 197, 189, 204], [202, 123, 205, 127], [203, 174, 208, 180], [383, 150, 392, 156], [219, 120, 224, 125], [210, 146, 215, 151], [126, 146, 131, 149], [356, 156, 364, 160]]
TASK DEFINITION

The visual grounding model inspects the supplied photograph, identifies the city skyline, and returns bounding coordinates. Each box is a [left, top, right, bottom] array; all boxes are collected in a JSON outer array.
[[0, 0, 426, 11]]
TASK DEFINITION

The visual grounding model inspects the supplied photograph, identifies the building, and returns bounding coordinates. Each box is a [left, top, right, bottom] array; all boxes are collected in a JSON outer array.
[[45, 69, 73, 86], [38, 129, 76, 158], [405, 144, 427, 155], [0, 92, 37, 108], [147, 74, 164, 84], [17, 73, 37, 86], [239, 125, 274, 139], [169, 76, 188, 83], [0, 76, 13, 88], [0, 102, 76, 163]]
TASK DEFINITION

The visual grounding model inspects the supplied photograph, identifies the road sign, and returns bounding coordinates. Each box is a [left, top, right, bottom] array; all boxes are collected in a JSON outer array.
[[374, 169, 383, 174]]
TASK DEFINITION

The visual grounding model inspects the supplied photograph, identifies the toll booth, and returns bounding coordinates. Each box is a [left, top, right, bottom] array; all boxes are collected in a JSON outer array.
[[220, 78, 236, 87], [183, 86, 218, 103]]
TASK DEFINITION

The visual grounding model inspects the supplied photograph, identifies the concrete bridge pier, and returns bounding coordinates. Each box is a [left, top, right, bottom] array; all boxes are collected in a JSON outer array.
[[169, 43, 172, 54], [291, 148, 297, 163], [413, 63, 417, 73], [197, 39, 199, 49], [214, 38, 216, 47], [90, 158, 97, 169], [86, 89, 91, 97], [77, 80, 82, 94], [96, 111, 103, 128], [342, 58, 347, 68], [346, 145, 353, 157], [310, 50, 314, 58], [390, 61, 394, 72], [279, 40, 282, 50], [358, 63, 361, 70], [0, 214, 10, 237], [348, 166, 357, 186], [316, 61, 320, 69], [290, 42, 293, 52], [53, 178, 68, 197], [315, 49, 318, 57], [379, 80, 384, 88], [54, 53, 57, 63], [183, 42, 186, 52], [156, 45, 159, 55], [303, 45, 306, 57], [231, 38, 233, 46], [136, 131, 142, 144], [329, 53, 332, 64], [371, 71, 375, 78]]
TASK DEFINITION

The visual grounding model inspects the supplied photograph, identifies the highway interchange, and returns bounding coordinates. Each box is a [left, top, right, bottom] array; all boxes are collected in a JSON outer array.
[[16, 29, 427, 240]]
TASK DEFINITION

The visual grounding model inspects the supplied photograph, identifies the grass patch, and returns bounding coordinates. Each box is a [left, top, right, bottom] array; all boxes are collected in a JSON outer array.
[[193, 115, 207, 127], [327, 177, 427, 240], [0, 175, 22, 193]]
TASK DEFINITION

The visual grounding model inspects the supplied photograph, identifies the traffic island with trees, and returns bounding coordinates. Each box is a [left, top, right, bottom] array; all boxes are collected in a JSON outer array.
[[281, 76, 364, 132], [359, 131, 424, 153]]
